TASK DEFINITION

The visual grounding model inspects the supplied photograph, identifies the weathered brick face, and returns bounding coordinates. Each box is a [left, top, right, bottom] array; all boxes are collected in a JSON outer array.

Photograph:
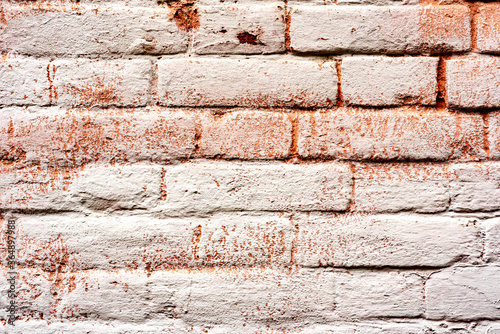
[[0, 0, 499, 332]]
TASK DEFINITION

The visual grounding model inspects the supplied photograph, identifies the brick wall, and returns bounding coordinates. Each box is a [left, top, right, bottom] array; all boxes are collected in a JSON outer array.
[[1, 0, 500, 332]]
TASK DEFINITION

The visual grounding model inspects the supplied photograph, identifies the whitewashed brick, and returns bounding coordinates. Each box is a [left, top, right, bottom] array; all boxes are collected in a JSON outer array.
[[483, 218, 500, 264], [290, 5, 470, 54], [298, 108, 485, 161], [342, 56, 438, 106], [0, 107, 196, 167], [181, 269, 337, 325], [158, 57, 337, 107], [2, 213, 293, 270], [426, 266, 500, 320], [0, 4, 188, 56], [0, 165, 161, 211], [53, 59, 152, 107], [447, 57, 500, 108], [477, 4, 500, 53], [354, 163, 450, 213], [335, 270, 424, 319], [490, 112, 500, 159], [295, 214, 481, 267], [158, 161, 352, 214], [199, 110, 292, 159], [0, 58, 50, 106], [195, 4, 285, 54], [450, 163, 500, 212]]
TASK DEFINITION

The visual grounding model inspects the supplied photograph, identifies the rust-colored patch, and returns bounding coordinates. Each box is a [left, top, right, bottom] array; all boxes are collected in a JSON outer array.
[[160, 0, 200, 32], [468, 2, 480, 51], [418, 5, 470, 53], [62, 77, 120, 107], [335, 60, 344, 108], [436, 56, 450, 110], [282, 0, 291, 51], [14, 231, 81, 321]]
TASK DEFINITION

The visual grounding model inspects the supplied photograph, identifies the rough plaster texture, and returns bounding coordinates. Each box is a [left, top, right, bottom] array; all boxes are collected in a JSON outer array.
[[0, 0, 499, 332]]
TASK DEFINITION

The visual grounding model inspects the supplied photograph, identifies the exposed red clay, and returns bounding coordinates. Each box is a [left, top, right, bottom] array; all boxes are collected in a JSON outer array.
[[160, 0, 200, 32], [237, 31, 261, 45]]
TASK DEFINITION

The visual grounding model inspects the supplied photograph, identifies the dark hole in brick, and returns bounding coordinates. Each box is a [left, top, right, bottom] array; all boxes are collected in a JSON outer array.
[[237, 31, 259, 45]]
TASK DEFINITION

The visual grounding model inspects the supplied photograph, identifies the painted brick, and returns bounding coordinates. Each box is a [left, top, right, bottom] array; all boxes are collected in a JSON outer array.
[[335, 271, 424, 319], [158, 161, 352, 213], [483, 218, 500, 264], [194, 4, 285, 54], [0, 58, 50, 106], [354, 163, 450, 213], [295, 213, 481, 267], [290, 5, 470, 54], [476, 4, 500, 53], [157, 57, 337, 107], [2, 213, 293, 270], [180, 269, 337, 325], [447, 57, 500, 109], [426, 266, 500, 320], [0, 107, 196, 166], [0, 3, 189, 56], [297, 108, 485, 161], [199, 110, 292, 159], [52, 59, 152, 107], [490, 112, 500, 159], [341, 56, 438, 106], [0, 165, 161, 211], [450, 163, 500, 212]]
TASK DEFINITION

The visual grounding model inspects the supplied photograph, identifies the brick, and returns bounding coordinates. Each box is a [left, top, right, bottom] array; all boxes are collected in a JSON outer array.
[[53, 59, 152, 107], [0, 165, 161, 211], [335, 270, 424, 319], [1, 213, 293, 270], [297, 108, 485, 161], [341, 56, 438, 106], [199, 110, 292, 159], [490, 112, 500, 159], [0, 58, 50, 106], [0, 268, 191, 323], [157, 57, 337, 107], [290, 5, 470, 54], [295, 213, 481, 268], [354, 163, 450, 213], [194, 4, 285, 54], [450, 163, 500, 212], [179, 269, 337, 325], [426, 266, 500, 320], [159, 161, 352, 213], [447, 57, 500, 109], [483, 218, 500, 264], [477, 4, 500, 53], [0, 3, 188, 56], [0, 107, 196, 166]]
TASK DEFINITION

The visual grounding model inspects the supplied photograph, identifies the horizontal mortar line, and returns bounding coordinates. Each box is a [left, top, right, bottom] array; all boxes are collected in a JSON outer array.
[[2, 103, 498, 114], [0, 265, 474, 275], [4, 208, 500, 219], [7, 319, 500, 328], [3, 51, 500, 61]]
